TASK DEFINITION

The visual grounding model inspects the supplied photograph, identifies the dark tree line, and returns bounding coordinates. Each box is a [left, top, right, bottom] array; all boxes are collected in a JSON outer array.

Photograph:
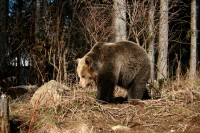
[[0, 0, 199, 88]]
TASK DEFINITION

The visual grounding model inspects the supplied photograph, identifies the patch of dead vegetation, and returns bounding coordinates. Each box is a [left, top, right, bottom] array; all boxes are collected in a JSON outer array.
[[7, 78, 200, 133]]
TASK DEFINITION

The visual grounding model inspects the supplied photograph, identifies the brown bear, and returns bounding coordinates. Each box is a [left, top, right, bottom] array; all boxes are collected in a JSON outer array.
[[76, 41, 151, 103]]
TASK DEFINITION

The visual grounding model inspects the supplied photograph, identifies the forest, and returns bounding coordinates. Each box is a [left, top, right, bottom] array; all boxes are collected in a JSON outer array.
[[0, 0, 200, 133], [0, 0, 199, 85]]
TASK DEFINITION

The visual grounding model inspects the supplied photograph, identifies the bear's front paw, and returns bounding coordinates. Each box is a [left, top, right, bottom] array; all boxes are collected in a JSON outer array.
[[96, 96, 127, 104], [111, 97, 127, 104], [96, 99, 109, 104]]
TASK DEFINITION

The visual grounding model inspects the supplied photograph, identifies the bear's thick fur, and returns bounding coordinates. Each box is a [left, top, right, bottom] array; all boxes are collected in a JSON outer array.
[[76, 41, 151, 103]]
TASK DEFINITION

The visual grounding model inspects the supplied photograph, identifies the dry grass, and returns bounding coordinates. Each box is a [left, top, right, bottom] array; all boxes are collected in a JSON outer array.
[[8, 77, 200, 133]]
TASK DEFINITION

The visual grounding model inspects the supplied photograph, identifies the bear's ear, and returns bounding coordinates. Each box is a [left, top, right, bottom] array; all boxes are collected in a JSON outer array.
[[76, 58, 80, 64], [85, 56, 92, 67]]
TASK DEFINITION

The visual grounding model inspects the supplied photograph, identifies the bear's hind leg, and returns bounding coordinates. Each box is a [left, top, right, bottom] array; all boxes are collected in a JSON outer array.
[[128, 65, 150, 101], [127, 82, 146, 101]]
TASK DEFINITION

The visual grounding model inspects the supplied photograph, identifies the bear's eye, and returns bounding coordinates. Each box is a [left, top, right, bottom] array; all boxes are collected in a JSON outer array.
[[82, 75, 85, 78]]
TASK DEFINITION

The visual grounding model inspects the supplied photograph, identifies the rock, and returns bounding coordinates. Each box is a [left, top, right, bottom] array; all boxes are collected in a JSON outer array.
[[30, 80, 70, 107], [39, 123, 91, 133], [0, 85, 38, 100], [111, 125, 131, 132], [8, 85, 38, 99]]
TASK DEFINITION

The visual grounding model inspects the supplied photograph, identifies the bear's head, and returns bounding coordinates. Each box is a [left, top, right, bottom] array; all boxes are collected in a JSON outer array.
[[76, 56, 97, 88]]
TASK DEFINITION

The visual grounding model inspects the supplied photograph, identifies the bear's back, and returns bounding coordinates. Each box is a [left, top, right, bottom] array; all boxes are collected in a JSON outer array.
[[114, 41, 147, 56], [91, 41, 146, 53], [87, 41, 149, 65], [104, 41, 148, 61]]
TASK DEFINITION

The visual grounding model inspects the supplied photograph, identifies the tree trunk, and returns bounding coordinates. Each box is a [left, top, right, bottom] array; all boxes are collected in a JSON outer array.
[[16, 0, 24, 84], [1, 94, 10, 133], [189, 0, 197, 80], [148, 0, 155, 81], [157, 0, 168, 80], [55, 1, 61, 82], [35, 0, 41, 43], [0, 0, 9, 79], [42, 0, 47, 17], [113, 0, 127, 41]]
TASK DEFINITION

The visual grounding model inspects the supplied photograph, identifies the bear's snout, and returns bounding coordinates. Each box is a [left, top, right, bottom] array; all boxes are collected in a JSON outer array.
[[78, 79, 93, 88]]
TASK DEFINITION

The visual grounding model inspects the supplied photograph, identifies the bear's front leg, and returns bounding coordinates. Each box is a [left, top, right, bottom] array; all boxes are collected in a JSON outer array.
[[96, 72, 116, 103]]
